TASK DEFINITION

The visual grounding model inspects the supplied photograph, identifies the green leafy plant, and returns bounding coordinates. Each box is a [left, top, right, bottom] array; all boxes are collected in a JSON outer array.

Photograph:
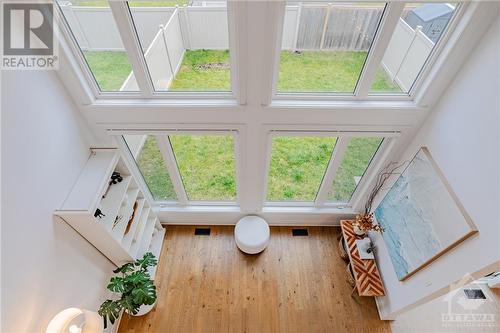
[[98, 252, 158, 328]]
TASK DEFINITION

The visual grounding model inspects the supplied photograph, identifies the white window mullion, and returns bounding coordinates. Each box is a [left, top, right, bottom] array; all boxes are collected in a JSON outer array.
[[227, 1, 247, 105], [109, 1, 154, 97], [315, 137, 351, 207], [355, 2, 405, 98], [155, 135, 189, 205]]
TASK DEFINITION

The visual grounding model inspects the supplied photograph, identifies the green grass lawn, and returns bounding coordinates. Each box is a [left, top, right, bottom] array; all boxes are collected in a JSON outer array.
[[328, 137, 383, 202], [169, 135, 236, 201], [136, 136, 177, 201], [85, 49, 400, 93], [279, 51, 400, 93], [267, 137, 336, 201], [83, 51, 132, 91], [169, 50, 231, 91]]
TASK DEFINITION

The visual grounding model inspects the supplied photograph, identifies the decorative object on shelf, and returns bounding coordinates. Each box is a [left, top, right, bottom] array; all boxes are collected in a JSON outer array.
[[110, 171, 123, 185], [124, 201, 138, 235], [46, 307, 103, 333], [356, 159, 407, 236], [112, 214, 123, 229], [94, 208, 105, 219], [374, 147, 478, 281], [102, 172, 124, 199], [355, 238, 375, 260], [98, 252, 158, 328], [352, 213, 383, 236]]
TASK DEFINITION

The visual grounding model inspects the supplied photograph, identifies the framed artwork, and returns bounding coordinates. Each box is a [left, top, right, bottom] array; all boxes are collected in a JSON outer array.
[[374, 147, 478, 281]]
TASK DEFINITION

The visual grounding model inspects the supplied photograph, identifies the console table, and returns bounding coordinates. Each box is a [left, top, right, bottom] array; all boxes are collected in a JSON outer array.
[[340, 220, 385, 297]]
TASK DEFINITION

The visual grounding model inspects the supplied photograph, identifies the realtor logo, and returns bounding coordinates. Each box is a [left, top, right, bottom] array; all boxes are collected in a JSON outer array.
[[2, 1, 58, 69]]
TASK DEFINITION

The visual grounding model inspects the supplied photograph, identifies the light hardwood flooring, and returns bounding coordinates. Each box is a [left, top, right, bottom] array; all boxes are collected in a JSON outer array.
[[118, 225, 390, 333]]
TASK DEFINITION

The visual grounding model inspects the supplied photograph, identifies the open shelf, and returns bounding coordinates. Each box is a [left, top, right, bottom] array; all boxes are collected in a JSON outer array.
[[121, 197, 146, 249], [129, 206, 151, 257], [99, 175, 132, 232], [110, 187, 140, 241], [56, 148, 165, 270], [147, 226, 166, 278], [137, 216, 157, 258]]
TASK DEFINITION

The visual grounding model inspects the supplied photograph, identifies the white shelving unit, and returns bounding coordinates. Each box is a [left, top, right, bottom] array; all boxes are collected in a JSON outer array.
[[55, 148, 166, 274]]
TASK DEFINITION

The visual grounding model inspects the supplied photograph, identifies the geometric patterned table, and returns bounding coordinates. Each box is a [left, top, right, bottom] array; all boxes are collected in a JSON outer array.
[[340, 220, 385, 297]]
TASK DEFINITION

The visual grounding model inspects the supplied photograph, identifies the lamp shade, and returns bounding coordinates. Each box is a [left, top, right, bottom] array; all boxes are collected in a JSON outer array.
[[46, 308, 103, 333]]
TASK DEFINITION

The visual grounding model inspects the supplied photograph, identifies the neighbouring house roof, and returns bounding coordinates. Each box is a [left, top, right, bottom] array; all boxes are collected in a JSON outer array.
[[411, 3, 454, 22]]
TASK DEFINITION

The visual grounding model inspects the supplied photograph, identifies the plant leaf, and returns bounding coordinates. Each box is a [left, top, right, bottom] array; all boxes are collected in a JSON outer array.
[[113, 262, 134, 274], [107, 276, 125, 293], [135, 252, 158, 271], [98, 299, 122, 328]]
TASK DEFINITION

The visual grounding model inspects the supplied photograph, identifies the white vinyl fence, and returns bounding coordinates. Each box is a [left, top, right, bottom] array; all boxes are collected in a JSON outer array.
[[380, 18, 435, 92], [121, 8, 185, 91]]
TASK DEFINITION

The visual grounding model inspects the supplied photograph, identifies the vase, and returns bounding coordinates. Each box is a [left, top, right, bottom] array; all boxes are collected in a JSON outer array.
[[353, 224, 366, 236]]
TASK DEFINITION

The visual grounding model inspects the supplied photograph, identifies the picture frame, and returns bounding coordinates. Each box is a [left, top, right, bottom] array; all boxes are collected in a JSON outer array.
[[374, 147, 478, 281]]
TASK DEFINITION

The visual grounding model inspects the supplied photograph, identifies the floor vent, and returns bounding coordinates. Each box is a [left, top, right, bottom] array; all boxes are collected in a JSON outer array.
[[292, 229, 308, 236], [464, 289, 486, 299], [194, 228, 211, 236]]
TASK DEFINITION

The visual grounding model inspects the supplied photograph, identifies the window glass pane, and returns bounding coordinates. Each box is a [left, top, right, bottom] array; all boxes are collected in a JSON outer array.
[[370, 3, 457, 93], [328, 137, 383, 203], [128, 1, 231, 92], [169, 135, 236, 201], [278, 2, 386, 93], [57, 1, 137, 92], [125, 135, 177, 201], [267, 137, 336, 201]]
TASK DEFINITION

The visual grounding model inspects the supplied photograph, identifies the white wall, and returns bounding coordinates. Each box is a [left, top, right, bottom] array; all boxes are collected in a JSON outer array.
[[1, 70, 115, 332], [374, 14, 500, 319]]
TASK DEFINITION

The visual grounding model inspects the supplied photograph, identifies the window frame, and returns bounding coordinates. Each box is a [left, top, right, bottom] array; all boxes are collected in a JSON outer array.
[[55, 0, 240, 101], [262, 130, 399, 208], [117, 129, 242, 207], [56, 0, 467, 103], [269, 1, 467, 102]]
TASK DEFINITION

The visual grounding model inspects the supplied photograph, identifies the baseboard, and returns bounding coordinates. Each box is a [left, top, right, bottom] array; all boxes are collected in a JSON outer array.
[[157, 207, 356, 226]]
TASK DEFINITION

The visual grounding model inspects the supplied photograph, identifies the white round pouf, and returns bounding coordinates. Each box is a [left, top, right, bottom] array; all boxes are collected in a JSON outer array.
[[235, 216, 270, 254]]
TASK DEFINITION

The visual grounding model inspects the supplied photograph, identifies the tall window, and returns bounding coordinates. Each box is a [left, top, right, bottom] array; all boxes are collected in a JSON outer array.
[[126, 135, 177, 201], [57, 0, 137, 92], [370, 3, 458, 93], [267, 136, 336, 201], [277, 2, 386, 94], [124, 133, 237, 203], [128, 0, 231, 92], [327, 137, 383, 203], [169, 135, 237, 201]]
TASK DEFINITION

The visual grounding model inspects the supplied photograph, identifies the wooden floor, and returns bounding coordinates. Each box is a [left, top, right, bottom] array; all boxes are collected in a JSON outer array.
[[118, 226, 390, 333]]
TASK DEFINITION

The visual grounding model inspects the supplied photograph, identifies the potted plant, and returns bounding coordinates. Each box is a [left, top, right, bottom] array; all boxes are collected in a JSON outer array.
[[98, 252, 158, 328], [353, 161, 406, 236]]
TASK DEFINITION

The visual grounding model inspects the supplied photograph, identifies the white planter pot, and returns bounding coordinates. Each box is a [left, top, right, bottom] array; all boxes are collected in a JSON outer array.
[[133, 300, 157, 316]]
